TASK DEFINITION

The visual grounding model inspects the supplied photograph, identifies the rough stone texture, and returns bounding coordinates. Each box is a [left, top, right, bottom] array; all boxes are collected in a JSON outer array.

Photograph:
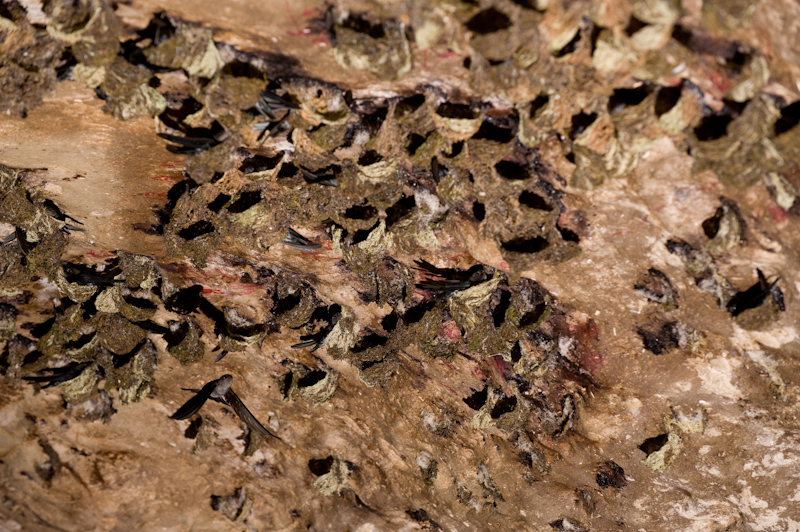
[[0, 1, 799, 531]]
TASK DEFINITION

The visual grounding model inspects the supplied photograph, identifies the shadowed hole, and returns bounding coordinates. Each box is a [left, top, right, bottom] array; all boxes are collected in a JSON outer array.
[[297, 370, 326, 388], [273, 292, 301, 316], [625, 16, 648, 36], [358, 150, 383, 166], [406, 133, 427, 155], [472, 201, 486, 221], [385, 194, 416, 227], [463, 386, 488, 410], [227, 191, 262, 213], [394, 94, 425, 118], [436, 103, 478, 119], [345, 203, 378, 220], [308, 456, 334, 476], [472, 118, 517, 143], [492, 289, 511, 328], [639, 433, 669, 455], [465, 7, 512, 34], [569, 112, 597, 140], [694, 115, 733, 141], [403, 299, 435, 324], [702, 207, 724, 238], [381, 313, 398, 332], [529, 94, 549, 117], [519, 302, 547, 328], [277, 162, 298, 178], [502, 236, 549, 253], [557, 225, 580, 243], [553, 30, 581, 57], [178, 221, 214, 240], [207, 193, 230, 213], [64, 332, 95, 350], [775, 100, 800, 135], [280, 372, 294, 398], [608, 86, 651, 113], [341, 14, 385, 39], [519, 190, 552, 210], [490, 396, 517, 418], [655, 86, 682, 116], [240, 154, 282, 174], [495, 160, 529, 180], [352, 221, 380, 245], [123, 296, 157, 309], [184, 417, 202, 439], [351, 333, 389, 353], [447, 141, 463, 158]]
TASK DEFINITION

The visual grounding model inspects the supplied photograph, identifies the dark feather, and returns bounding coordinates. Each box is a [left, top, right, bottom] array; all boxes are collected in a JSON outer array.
[[223, 389, 280, 440], [170, 380, 217, 420], [23, 361, 92, 388]]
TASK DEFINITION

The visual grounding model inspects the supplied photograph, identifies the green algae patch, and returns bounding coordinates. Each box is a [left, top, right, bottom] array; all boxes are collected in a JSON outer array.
[[282, 360, 340, 405], [168, 318, 205, 364], [144, 24, 223, 79], [100, 58, 166, 120], [313, 458, 351, 496], [333, 18, 412, 81], [93, 313, 146, 355], [59, 363, 99, 404], [118, 252, 160, 290]]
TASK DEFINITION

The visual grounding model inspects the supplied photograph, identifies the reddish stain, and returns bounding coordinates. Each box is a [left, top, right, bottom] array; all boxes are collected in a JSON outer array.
[[440, 320, 461, 341], [86, 250, 114, 259], [709, 70, 733, 95], [439, 383, 457, 395], [472, 367, 486, 381], [150, 175, 174, 182], [499, 261, 510, 271], [143, 192, 167, 198], [769, 206, 788, 223]]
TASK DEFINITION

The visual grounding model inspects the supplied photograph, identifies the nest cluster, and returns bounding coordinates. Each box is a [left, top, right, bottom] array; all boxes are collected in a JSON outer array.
[[0, 0, 796, 525]]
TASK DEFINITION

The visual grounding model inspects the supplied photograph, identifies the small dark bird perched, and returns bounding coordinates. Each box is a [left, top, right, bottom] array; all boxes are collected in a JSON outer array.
[[22, 361, 93, 388], [158, 131, 226, 155], [414, 259, 490, 298], [300, 167, 338, 187], [254, 90, 298, 121], [291, 305, 341, 352], [62, 260, 124, 286], [726, 269, 783, 316], [282, 228, 322, 251], [164, 284, 204, 315], [42, 199, 84, 234], [170, 374, 279, 440]]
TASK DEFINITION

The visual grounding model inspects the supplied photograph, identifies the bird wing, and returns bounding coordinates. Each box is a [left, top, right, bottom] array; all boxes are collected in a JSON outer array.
[[224, 389, 281, 440], [170, 380, 217, 420]]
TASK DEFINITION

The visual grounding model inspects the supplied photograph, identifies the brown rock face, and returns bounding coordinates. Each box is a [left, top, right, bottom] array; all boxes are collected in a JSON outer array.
[[1, 1, 799, 531]]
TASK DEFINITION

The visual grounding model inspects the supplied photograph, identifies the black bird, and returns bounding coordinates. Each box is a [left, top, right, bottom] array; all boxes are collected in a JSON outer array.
[[282, 228, 322, 251], [62, 261, 124, 286], [727, 269, 783, 316], [42, 199, 84, 234], [300, 167, 338, 187], [255, 90, 298, 121], [170, 375, 279, 440], [23, 361, 93, 388], [414, 259, 490, 298], [158, 131, 225, 154], [164, 284, 204, 315], [291, 306, 341, 352]]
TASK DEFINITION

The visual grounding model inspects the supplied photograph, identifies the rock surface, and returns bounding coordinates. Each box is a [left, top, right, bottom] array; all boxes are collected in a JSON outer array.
[[0, 1, 799, 531]]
